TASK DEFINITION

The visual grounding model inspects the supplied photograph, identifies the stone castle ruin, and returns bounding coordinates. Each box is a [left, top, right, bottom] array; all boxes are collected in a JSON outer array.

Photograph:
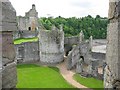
[[67, 31, 105, 79], [15, 41, 39, 63], [14, 4, 43, 39], [15, 26, 64, 65], [1, 0, 120, 89], [0, 0, 17, 88], [18, 4, 39, 31], [39, 28, 64, 64]]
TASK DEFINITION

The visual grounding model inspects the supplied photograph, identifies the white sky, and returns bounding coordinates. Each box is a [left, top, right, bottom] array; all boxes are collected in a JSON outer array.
[[9, 0, 109, 18]]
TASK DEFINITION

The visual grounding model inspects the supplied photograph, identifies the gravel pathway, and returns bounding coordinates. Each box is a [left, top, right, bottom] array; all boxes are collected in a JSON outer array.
[[57, 58, 92, 90]]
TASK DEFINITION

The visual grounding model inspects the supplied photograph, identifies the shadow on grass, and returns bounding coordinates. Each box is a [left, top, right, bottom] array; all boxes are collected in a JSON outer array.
[[17, 64, 41, 68], [48, 66, 59, 72]]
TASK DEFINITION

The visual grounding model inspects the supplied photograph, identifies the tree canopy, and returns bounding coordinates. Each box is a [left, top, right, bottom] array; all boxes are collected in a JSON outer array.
[[39, 15, 108, 39]]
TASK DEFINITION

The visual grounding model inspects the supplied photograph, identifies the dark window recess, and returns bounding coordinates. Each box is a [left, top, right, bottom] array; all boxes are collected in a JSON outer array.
[[80, 56, 84, 61], [28, 27, 31, 31]]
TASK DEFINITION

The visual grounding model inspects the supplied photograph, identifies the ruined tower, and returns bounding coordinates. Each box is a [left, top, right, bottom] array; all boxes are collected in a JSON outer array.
[[18, 4, 40, 31], [104, 0, 120, 89], [39, 28, 64, 64]]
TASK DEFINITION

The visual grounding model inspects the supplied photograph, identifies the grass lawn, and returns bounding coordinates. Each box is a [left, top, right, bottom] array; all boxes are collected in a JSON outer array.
[[14, 37, 38, 44], [16, 64, 74, 88], [73, 74, 104, 90]]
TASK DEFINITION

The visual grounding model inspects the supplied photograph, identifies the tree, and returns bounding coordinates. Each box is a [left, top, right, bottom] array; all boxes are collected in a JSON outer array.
[[39, 15, 108, 39]]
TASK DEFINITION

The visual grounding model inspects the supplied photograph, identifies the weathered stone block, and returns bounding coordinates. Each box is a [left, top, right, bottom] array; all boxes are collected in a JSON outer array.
[[67, 51, 72, 70], [0, 25, 17, 31], [0, 1, 17, 31], [2, 62, 17, 88], [105, 0, 120, 88], [108, 1, 120, 19], [2, 31, 16, 65], [0, 68, 2, 90], [23, 42, 39, 63], [106, 22, 120, 79]]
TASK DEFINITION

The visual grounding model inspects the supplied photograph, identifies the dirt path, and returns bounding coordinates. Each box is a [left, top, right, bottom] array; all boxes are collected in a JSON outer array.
[[57, 58, 92, 90]]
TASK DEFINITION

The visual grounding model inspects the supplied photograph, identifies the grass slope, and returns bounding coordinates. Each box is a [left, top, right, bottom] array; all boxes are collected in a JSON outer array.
[[14, 37, 38, 44], [17, 64, 74, 88], [73, 74, 104, 90]]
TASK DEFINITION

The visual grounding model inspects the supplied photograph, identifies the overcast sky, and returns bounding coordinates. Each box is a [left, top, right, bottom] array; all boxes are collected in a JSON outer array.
[[9, 0, 109, 18]]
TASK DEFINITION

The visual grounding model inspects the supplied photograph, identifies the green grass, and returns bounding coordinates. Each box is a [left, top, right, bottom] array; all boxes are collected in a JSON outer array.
[[73, 74, 104, 90], [16, 64, 74, 88], [14, 37, 38, 44]]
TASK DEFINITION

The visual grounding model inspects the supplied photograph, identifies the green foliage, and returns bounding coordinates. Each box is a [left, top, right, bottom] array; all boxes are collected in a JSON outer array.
[[39, 15, 108, 39], [73, 74, 104, 90], [17, 64, 74, 88], [14, 37, 38, 44]]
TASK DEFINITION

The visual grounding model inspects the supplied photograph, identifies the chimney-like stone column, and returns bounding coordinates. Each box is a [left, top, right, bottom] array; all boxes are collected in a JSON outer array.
[[0, 0, 17, 89], [79, 30, 84, 43], [104, 0, 120, 89], [89, 36, 93, 51]]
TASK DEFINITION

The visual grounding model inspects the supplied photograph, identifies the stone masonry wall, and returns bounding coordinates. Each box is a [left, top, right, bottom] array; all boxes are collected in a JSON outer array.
[[104, 0, 120, 89], [67, 45, 80, 70], [13, 30, 39, 40], [0, 0, 17, 88], [67, 38, 104, 79], [39, 30, 64, 64], [15, 41, 39, 64], [18, 4, 39, 31], [67, 42, 92, 70], [64, 36, 79, 55], [64, 36, 79, 45], [0, 32, 1, 89], [20, 30, 38, 38], [0, 68, 1, 90]]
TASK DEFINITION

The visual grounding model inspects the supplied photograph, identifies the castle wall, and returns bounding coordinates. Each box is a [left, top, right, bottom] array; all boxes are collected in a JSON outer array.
[[67, 40, 104, 79], [0, 68, 1, 90], [19, 30, 38, 38], [39, 30, 64, 64], [67, 45, 80, 70], [25, 4, 38, 18], [67, 42, 92, 70], [15, 41, 39, 64], [64, 36, 79, 56], [17, 4, 39, 31], [0, 0, 17, 88], [104, 0, 120, 88], [13, 30, 39, 40], [92, 52, 105, 62], [18, 17, 27, 30], [64, 36, 79, 45]]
